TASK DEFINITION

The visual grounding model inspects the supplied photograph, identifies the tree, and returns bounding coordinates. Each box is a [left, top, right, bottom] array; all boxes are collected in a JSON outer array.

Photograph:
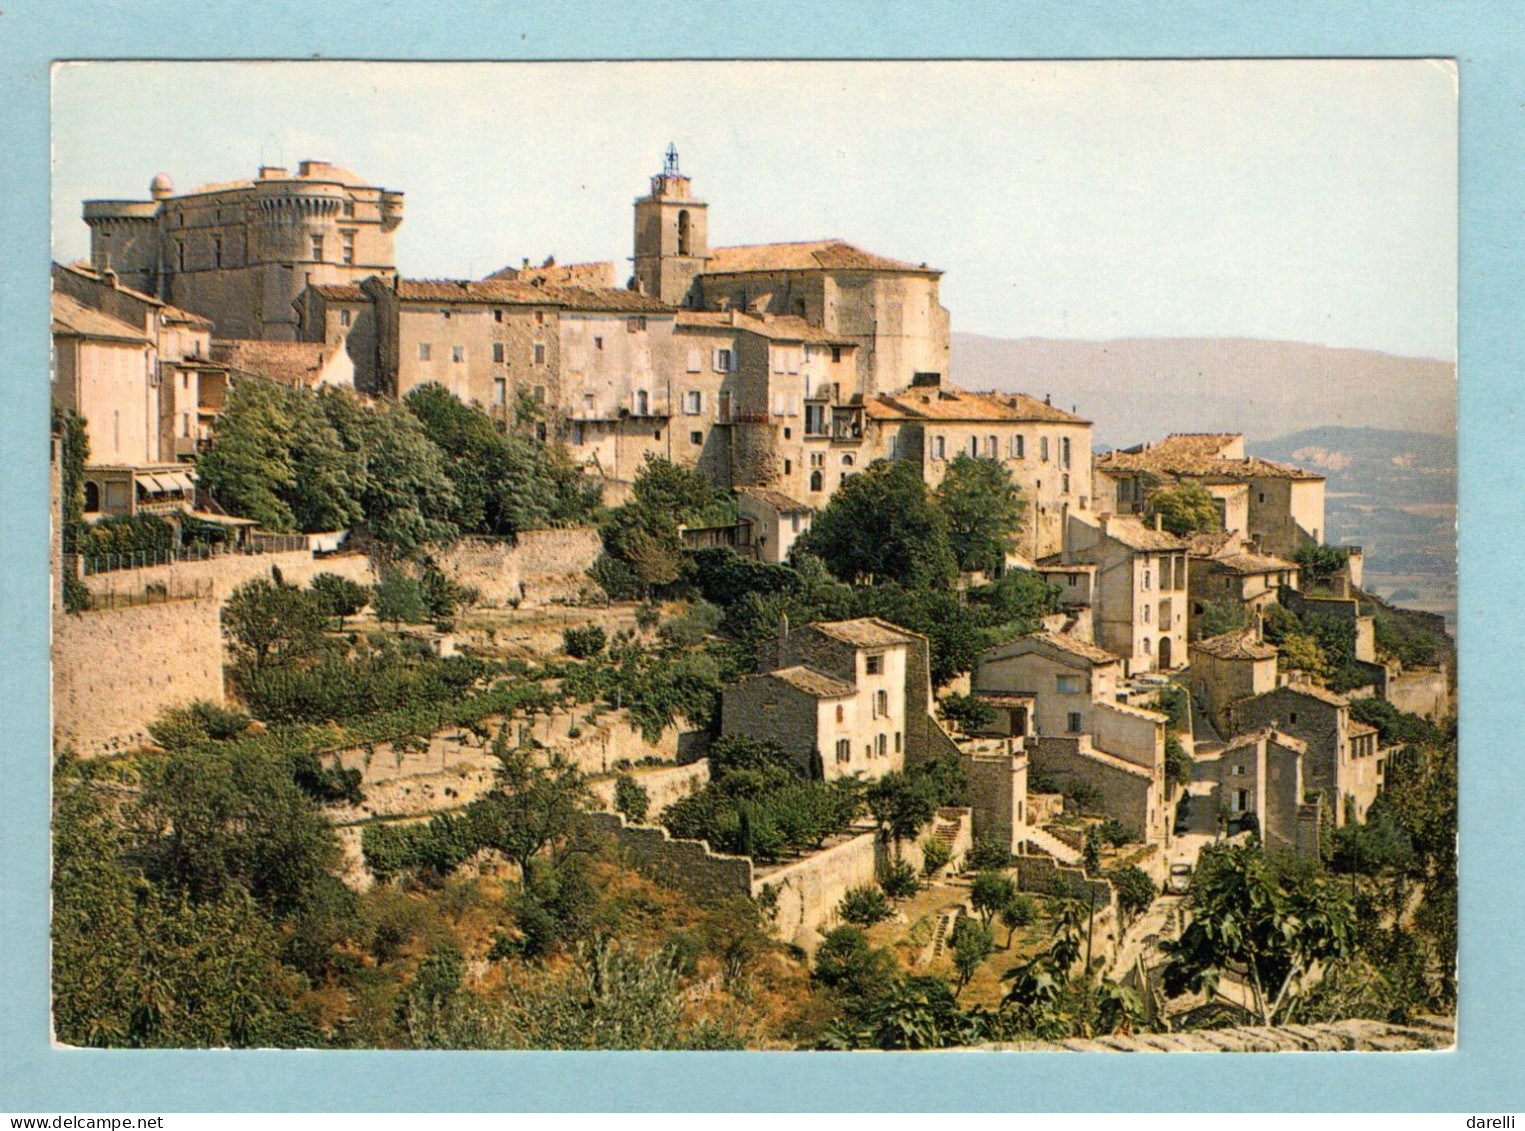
[[372, 571, 428, 626], [1165, 735, 1194, 790], [1198, 600, 1247, 638], [222, 575, 328, 683], [813, 926, 898, 1018], [865, 772, 939, 854], [563, 624, 607, 659], [346, 400, 459, 556], [837, 884, 893, 928], [798, 459, 957, 589], [613, 774, 650, 824], [1162, 843, 1355, 1025], [1110, 865, 1157, 922], [920, 836, 952, 879], [998, 894, 1036, 948], [970, 871, 1018, 930], [1294, 543, 1351, 586], [1277, 631, 1329, 678], [940, 691, 996, 735], [880, 859, 920, 900], [309, 572, 370, 629], [935, 453, 1026, 575], [473, 734, 591, 891], [1145, 482, 1221, 536], [949, 918, 994, 996]]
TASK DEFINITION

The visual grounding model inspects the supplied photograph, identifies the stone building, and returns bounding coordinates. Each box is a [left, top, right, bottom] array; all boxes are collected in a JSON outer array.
[[1188, 628, 1280, 737], [1216, 728, 1318, 856], [1094, 432, 1327, 559], [1186, 530, 1300, 639], [1047, 512, 1189, 674], [721, 617, 935, 782], [860, 377, 1093, 560], [973, 631, 1168, 842], [735, 486, 813, 564], [83, 161, 403, 341], [1228, 682, 1386, 826]]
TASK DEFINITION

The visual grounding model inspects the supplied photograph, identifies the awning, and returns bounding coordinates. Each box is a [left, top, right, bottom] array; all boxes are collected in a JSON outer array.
[[168, 471, 196, 493]]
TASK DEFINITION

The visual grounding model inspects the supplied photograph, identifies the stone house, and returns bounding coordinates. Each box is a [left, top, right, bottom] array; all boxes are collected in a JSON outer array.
[[1217, 727, 1318, 856], [735, 486, 813, 564], [1094, 432, 1327, 559], [1049, 512, 1189, 674], [1186, 527, 1300, 638], [83, 161, 403, 342], [1228, 682, 1385, 826], [1188, 628, 1280, 737], [721, 617, 934, 783], [860, 376, 1094, 561], [974, 631, 1168, 842]]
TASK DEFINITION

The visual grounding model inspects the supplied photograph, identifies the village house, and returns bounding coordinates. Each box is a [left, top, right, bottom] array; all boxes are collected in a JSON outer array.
[[1094, 432, 1327, 559], [1228, 682, 1388, 826], [973, 631, 1169, 843], [734, 486, 813, 564], [1188, 627, 1281, 738], [83, 161, 404, 341], [721, 617, 938, 783], [1046, 512, 1189, 674], [1186, 528, 1300, 639], [1216, 727, 1321, 857]]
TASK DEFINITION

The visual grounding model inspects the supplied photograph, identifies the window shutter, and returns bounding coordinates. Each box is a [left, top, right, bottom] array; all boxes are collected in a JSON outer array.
[[688, 349, 702, 373]]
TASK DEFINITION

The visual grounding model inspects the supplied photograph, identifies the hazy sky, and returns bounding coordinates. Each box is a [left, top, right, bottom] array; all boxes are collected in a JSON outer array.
[[52, 60, 1456, 360]]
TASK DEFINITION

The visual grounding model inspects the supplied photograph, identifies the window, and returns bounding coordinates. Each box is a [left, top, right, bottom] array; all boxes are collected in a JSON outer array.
[[895, 732, 902, 753], [494, 377, 507, 405], [342, 201, 355, 217], [1143, 604, 1151, 624], [876, 733, 888, 758], [595, 336, 604, 351], [810, 452, 825, 468], [1258, 492, 1266, 503], [1067, 712, 1083, 734], [790, 514, 801, 534], [176, 242, 186, 271], [1061, 437, 1072, 468], [686, 349, 702, 373], [1041, 436, 1050, 462], [628, 316, 647, 333], [690, 431, 703, 445], [783, 459, 792, 475], [875, 690, 889, 718], [535, 311, 545, 326], [968, 436, 979, 458], [836, 704, 845, 724], [534, 344, 546, 366], [492, 343, 505, 363], [1232, 789, 1249, 814], [714, 348, 733, 372], [341, 231, 355, 265], [340, 309, 352, 328], [987, 435, 998, 458], [841, 453, 854, 467], [784, 427, 792, 440], [212, 237, 223, 268], [888, 434, 899, 458], [1012, 434, 1025, 459], [683, 391, 703, 415], [1289, 712, 1299, 724], [418, 342, 432, 361], [1143, 568, 1151, 590], [494, 309, 504, 323], [1230, 764, 1247, 777], [805, 404, 828, 435], [451, 345, 465, 363], [636, 389, 649, 415], [810, 470, 823, 492], [1062, 473, 1070, 493], [836, 738, 851, 764], [677, 210, 691, 255], [310, 235, 323, 262], [1056, 675, 1082, 694], [866, 654, 883, 676], [932, 435, 946, 460]]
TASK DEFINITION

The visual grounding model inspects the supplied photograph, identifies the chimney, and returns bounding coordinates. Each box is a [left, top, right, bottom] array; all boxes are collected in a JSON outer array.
[[1045, 393, 1052, 405], [777, 612, 791, 669], [1155, 512, 1163, 532], [522, 258, 529, 271]]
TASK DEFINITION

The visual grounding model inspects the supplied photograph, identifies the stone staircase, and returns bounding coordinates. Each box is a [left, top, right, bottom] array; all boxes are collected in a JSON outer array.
[[930, 813, 963, 853], [929, 906, 965, 962], [1024, 825, 1084, 867]]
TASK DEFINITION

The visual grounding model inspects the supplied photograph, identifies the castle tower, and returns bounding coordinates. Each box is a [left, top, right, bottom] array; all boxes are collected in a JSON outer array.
[[632, 145, 709, 306]]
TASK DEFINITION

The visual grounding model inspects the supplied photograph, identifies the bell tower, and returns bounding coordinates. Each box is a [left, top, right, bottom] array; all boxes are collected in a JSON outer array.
[[633, 144, 709, 306]]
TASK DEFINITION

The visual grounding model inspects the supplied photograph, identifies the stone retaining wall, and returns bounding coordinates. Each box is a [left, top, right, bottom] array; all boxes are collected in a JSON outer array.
[[82, 549, 374, 601], [437, 529, 602, 608], [583, 811, 754, 903], [588, 759, 710, 818]]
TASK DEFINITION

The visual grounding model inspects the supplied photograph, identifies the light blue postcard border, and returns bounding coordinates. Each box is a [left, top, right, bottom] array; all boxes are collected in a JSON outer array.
[[2, 0, 1520, 1113]]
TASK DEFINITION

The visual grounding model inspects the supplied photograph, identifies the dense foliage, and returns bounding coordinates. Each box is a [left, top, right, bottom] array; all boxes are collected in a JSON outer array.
[[935, 454, 1026, 575], [1144, 482, 1221, 536], [597, 457, 733, 597], [798, 459, 958, 588]]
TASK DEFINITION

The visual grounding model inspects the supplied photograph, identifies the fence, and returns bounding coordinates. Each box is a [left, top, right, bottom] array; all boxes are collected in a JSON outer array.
[[72, 578, 215, 610], [75, 536, 308, 576]]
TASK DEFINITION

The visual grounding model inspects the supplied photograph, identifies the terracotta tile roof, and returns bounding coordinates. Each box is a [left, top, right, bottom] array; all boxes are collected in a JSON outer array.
[[676, 310, 853, 344], [870, 385, 1089, 425], [1192, 630, 1278, 662], [810, 617, 916, 649], [1223, 727, 1308, 755], [212, 339, 330, 388], [1279, 682, 1351, 708], [484, 260, 615, 288], [1212, 552, 1299, 576], [768, 665, 856, 699], [309, 283, 368, 302], [51, 292, 151, 343], [736, 486, 813, 513], [705, 239, 940, 276], [984, 630, 1122, 668], [1096, 435, 1323, 483], [393, 277, 672, 313], [1349, 720, 1380, 738], [1186, 530, 1244, 559], [1099, 516, 1189, 552], [160, 304, 213, 329]]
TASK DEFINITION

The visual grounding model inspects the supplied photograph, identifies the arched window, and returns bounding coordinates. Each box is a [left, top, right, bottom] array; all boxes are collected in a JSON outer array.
[[841, 453, 854, 467], [83, 482, 100, 513], [677, 210, 691, 255], [636, 389, 649, 415], [809, 470, 823, 492]]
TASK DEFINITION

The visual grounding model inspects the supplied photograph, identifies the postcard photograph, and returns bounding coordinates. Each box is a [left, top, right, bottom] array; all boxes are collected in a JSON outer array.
[[48, 59, 1457, 1052]]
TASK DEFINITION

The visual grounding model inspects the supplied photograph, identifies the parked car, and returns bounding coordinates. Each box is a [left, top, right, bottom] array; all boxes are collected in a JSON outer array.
[[1165, 862, 1193, 895]]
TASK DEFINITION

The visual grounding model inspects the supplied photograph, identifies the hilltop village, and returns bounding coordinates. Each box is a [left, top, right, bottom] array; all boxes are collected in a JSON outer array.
[[50, 150, 1456, 1051]]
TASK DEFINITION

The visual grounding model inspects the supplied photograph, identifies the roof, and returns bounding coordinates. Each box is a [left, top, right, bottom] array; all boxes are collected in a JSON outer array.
[[704, 239, 940, 276], [484, 260, 615, 288], [809, 617, 916, 649], [1099, 516, 1189, 552], [736, 486, 813, 514], [212, 339, 330, 388], [51, 292, 150, 344], [868, 385, 1089, 425], [1098, 699, 1168, 724], [1035, 560, 1097, 574], [1276, 682, 1351, 708], [1186, 530, 1242, 559], [159, 304, 213, 329], [1222, 727, 1309, 756], [972, 691, 1036, 708], [308, 283, 368, 302], [1096, 434, 1323, 483], [767, 665, 856, 699], [983, 630, 1123, 668], [392, 277, 672, 313], [1349, 720, 1380, 739], [675, 309, 854, 344], [1191, 630, 1279, 662], [1212, 551, 1299, 576]]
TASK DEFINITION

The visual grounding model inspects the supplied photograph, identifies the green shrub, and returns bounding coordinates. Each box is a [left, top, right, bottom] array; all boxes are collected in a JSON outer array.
[[563, 624, 608, 659], [939, 692, 996, 734], [967, 835, 1012, 872], [880, 859, 920, 900], [147, 700, 252, 750], [920, 836, 952, 878], [62, 574, 92, 613], [614, 774, 650, 824], [837, 884, 893, 928], [657, 599, 723, 647]]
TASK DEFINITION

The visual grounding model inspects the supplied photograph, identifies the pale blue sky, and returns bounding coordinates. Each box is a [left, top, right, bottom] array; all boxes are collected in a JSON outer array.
[[52, 59, 1456, 360]]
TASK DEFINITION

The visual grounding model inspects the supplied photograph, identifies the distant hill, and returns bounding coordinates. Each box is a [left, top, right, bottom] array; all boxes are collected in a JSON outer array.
[[1250, 426, 1457, 627], [950, 334, 1456, 449]]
